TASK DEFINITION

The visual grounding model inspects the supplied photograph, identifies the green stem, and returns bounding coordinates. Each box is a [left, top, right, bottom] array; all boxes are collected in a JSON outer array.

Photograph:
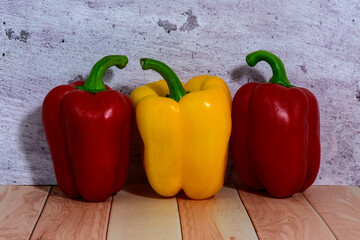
[[77, 55, 128, 92], [140, 58, 187, 102], [246, 50, 293, 87]]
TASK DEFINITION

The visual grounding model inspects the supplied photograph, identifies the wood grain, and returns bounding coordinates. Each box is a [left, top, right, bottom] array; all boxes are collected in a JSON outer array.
[[107, 184, 182, 240], [30, 186, 111, 240], [0, 185, 50, 240], [303, 186, 360, 240], [237, 187, 336, 240], [178, 185, 258, 240]]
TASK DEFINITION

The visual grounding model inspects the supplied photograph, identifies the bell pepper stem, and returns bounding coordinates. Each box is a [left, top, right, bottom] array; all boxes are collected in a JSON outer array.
[[140, 58, 187, 102], [246, 50, 293, 87], [77, 55, 128, 92]]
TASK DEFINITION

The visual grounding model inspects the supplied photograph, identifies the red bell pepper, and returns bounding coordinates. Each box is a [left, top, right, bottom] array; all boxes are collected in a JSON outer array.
[[231, 50, 320, 198], [42, 55, 134, 201]]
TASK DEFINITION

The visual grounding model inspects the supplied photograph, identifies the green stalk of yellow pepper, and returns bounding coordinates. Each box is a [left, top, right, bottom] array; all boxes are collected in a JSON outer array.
[[130, 58, 231, 199]]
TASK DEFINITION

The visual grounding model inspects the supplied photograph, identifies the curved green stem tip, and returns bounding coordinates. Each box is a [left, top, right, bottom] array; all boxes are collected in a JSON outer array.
[[77, 55, 128, 92], [246, 50, 294, 87], [140, 58, 187, 102]]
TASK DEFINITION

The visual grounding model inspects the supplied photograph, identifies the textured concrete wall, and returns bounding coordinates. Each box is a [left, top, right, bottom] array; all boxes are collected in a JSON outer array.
[[0, 0, 359, 185]]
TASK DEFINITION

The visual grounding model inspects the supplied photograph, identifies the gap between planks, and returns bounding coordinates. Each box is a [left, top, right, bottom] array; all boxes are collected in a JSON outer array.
[[107, 184, 182, 240], [237, 188, 336, 240], [177, 184, 258, 240], [28, 186, 53, 239], [107, 184, 257, 240], [0, 185, 51, 240], [1, 185, 359, 240], [231, 171, 336, 240], [30, 186, 112, 240], [235, 182, 360, 240], [303, 186, 360, 240]]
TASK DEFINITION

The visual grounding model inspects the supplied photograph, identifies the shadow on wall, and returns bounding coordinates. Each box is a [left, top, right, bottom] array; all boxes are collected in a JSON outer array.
[[103, 70, 148, 184], [19, 106, 56, 185], [224, 65, 266, 184], [112, 84, 148, 185], [230, 65, 266, 84]]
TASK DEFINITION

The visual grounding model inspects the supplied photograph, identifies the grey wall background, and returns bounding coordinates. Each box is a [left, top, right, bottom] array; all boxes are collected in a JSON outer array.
[[0, 0, 359, 185]]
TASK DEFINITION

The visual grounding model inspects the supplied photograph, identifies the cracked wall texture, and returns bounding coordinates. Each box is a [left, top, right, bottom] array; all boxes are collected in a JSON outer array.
[[0, 0, 359, 185]]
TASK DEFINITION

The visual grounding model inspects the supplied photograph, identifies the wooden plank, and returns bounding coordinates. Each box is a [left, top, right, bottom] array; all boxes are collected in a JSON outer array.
[[30, 186, 111, 240], [178, 185, 258, 240], [237, 186, 336, 240], [0, 185, 50, 240], [107, 184, 182, 240], [303, 186, 360, 240]]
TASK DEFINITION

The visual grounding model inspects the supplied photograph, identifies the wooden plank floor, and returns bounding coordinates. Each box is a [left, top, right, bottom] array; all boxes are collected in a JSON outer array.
[[0, 184, 359, 240]]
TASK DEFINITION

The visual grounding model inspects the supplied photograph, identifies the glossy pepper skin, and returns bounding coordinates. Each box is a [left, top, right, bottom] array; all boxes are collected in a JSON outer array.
[[231, 50, 320, 198], [130, 59, 232, 199], [42, 56, 134, 202]]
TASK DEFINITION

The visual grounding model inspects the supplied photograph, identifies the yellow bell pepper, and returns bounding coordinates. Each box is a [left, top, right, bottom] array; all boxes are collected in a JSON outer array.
[[130, 58, 231, 199]]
